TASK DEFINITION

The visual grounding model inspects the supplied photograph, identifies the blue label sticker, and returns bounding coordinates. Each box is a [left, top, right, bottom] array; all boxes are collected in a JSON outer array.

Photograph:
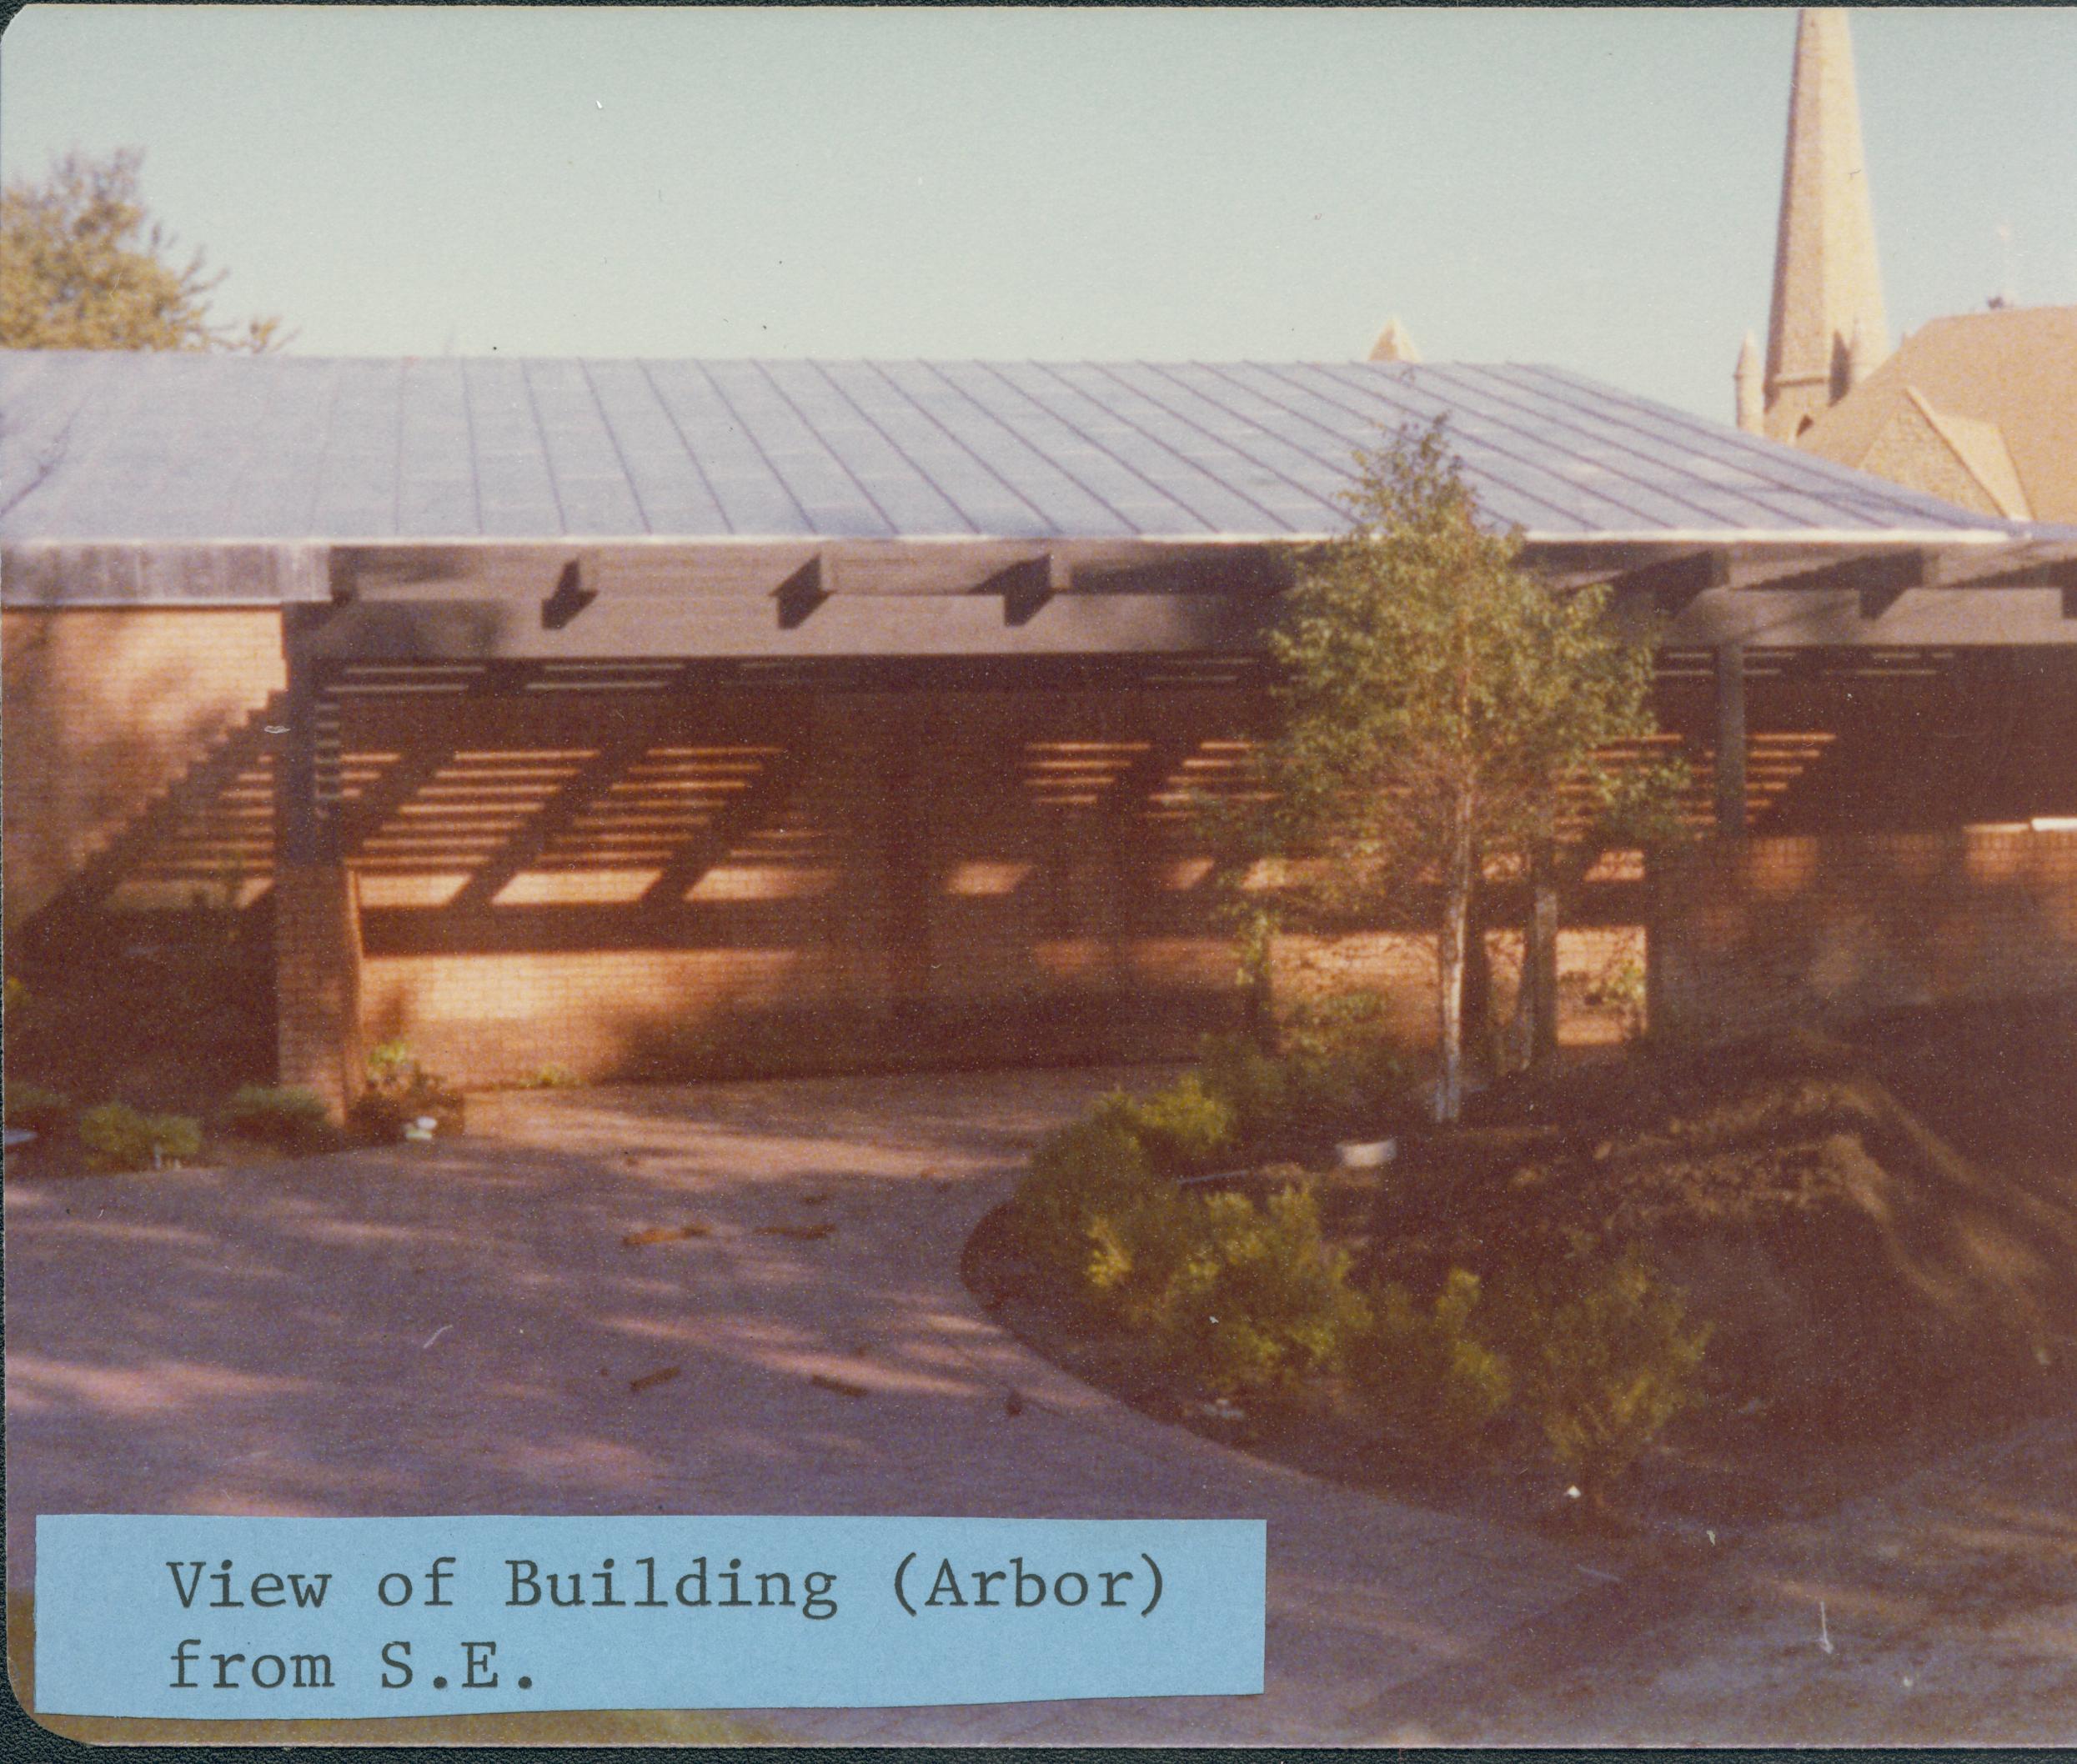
[[34, 1514, 1266, 1716]]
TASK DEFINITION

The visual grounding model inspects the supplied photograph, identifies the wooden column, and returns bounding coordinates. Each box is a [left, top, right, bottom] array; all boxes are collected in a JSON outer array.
[[1714, 641, 1748, 836], [874, 697, 932, 1015]]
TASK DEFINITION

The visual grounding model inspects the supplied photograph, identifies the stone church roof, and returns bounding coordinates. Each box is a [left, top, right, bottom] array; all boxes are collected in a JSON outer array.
[[1798, 307, 2077, 522]]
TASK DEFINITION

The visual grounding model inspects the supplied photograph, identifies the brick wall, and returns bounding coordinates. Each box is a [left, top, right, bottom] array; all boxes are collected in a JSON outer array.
[[1, 608, 285, 929], [1651, 825, 2077, 1039], [0, 609, 1653, 1094], [274, 861, 364, 1113], [329, 683, 1649, 1085], [3, 609, 286, 1098], [343, 685, 1278, 1084], [38, 606, 2069, 1090]]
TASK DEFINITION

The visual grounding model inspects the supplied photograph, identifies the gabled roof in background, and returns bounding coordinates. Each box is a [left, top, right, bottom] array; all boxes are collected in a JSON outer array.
[[1800, 307, 2077, 522], [0, 351, 2024, 549]]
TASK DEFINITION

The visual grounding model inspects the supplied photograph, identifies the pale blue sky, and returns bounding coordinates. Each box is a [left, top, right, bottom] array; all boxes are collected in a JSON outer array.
[[3, 5, 2074, 422]]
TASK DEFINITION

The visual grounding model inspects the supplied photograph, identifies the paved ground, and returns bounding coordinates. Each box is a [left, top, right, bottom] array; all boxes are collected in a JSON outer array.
[[1380, 1407, 2077, 1746], [6, 1066, 1603, 1746]]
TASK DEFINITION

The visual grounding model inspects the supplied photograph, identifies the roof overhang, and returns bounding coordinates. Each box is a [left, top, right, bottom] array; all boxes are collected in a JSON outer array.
[[6, 526, 2075, 659]]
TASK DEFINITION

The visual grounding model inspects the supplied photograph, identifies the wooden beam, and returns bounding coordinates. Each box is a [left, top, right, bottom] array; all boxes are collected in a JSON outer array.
[[1, 543, 327, 605], [278, 606, 331, 864], [323, 538, 1293, 605], [539, 559, 596, 630], [974, 554, 1060, 627], [292, 590, 1270, 664], [1607, 548, 1728, 614], [1652, 584, 2077, 649], [775, 556, 829, 629], [1737, 546, 1930, 600]]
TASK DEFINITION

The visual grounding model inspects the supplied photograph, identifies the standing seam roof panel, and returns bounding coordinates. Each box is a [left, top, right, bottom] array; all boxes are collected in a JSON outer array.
[[224, 358, 341, 539], [1194, 363, 1598, 532], [1109, 363, 1364, 532], [762, 360, 979, 538], [1508, 364, 2010, 529], [5, 353, 127, 534], [1300, 362, 1761, 531], [463, 357, 566, 536], [203, 355, 306, 540], [129, 358, 278, 538], [577, 358, 726, 534], [396, 362, 480, 539], [819, 362, 1056, 539], [935, 360, 1215, 535], [640, 360, 812, 536], [686, 361, 829, 536], [1470, 363, 1851, 524], [993, 361, 1299, 535], [1057, 362, 1347, 533], [707, 361, 898, 539], [0, 353, 2037, 547], [526, 358, 649, 537], [1402, 363, 1889, 531], [877, 361, 1138, 539], [1252, 363, 1702, 534]]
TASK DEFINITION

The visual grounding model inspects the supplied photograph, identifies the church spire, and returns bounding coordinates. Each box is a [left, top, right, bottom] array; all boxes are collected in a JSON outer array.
[[1734, 332, 1764, 433], [1763, 8, 1889, 442], [1367, 317, 1422, 363]]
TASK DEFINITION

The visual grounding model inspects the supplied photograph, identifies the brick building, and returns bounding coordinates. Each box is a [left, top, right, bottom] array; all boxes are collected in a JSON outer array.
[[3, 351, 2074, 1112]]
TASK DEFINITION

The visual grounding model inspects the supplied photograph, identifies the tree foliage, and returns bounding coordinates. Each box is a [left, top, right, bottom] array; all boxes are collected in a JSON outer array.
[[0, 149, 282, 352], [1254, 422, 1683, 1119]]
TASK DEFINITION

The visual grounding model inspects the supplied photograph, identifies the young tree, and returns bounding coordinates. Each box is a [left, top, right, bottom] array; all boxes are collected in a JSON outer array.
[[1257, 423, 1680, 1121], [0, 148, 282, 351]]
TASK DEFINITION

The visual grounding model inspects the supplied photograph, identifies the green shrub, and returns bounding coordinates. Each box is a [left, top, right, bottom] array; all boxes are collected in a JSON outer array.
[[1197, 1033, 1290, 1145], [1587, 953, 1649, 1038], [1279, 994, 1412, 1139], [522, 1063, 579, 1090], [1359, 1269, 1514, 1451], [1501, 1249, 1710, 1500], [1007, 1115, 1156, 1278], [1091, 1074, 1237, 1177], [1199, 997, 1411, 1153], [351, 1040, 466, 1142], [1082, 1185, 1209, 1326], [218, 1085, 334, 1150], [1145, 1185, 1370, 1396], [5, 1081, 73, 1136], [78, 1102, 203, 1172]]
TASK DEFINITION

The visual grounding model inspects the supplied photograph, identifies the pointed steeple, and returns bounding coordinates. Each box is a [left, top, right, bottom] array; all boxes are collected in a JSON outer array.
[[1367, 317, 1422, 363], [1763, 8, 1889, 442], [1734, 333, 1764, 433]]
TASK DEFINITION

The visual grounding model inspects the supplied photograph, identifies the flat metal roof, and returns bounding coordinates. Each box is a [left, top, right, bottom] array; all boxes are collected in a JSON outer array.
[[0, 351, 2030, 549]]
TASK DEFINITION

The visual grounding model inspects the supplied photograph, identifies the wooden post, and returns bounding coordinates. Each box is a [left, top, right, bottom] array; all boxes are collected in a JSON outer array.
[[1714, 641, 1748, 836]]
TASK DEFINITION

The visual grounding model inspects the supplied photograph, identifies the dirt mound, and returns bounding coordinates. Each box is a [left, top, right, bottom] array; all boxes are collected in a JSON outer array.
[[1368, 1017, 2077, 1437]]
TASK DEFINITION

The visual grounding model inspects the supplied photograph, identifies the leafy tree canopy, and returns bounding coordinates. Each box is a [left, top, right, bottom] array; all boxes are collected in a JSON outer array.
[[1249, 421, 1684, 1117], [1266, 422, 1678, 889], [0, 148, 283, 351]]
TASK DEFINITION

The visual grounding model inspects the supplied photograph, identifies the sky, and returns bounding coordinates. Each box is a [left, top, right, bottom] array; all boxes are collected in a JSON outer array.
[[3, 4, 2074, 423]]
